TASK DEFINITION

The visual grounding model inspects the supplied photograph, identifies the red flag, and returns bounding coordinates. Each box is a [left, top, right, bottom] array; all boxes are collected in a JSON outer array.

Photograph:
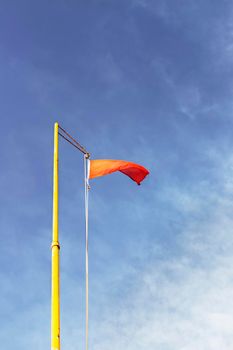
[[89, 159, 149, 185]]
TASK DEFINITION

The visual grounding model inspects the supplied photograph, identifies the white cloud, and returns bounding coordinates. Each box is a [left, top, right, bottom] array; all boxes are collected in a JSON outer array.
[[78, 150, 233, 350], [132, 0, 170, 21]]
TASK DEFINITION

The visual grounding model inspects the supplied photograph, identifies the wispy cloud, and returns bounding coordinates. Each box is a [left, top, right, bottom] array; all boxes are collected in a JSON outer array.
[[83, 150, 233, 350]]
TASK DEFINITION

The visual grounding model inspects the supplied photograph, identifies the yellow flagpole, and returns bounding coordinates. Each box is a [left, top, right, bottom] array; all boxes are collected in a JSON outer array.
[[51, 122, 60, 350]]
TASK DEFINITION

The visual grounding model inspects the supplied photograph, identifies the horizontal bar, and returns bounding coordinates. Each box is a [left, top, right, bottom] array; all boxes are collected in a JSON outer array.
[[58, 125, 90, 156], [58, 132, 87, 154]]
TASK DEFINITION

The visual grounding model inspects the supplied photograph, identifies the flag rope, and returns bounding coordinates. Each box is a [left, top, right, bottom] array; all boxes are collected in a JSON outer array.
[[84, 154, 90, 350]]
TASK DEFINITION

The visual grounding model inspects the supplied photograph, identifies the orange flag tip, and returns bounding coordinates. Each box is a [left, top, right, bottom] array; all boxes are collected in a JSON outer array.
[[88, 159, 149, 185]]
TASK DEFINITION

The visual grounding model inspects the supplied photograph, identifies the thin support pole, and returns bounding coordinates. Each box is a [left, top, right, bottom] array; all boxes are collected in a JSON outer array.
[[84, 155, 90, 350], [51, 122, 60, 350]]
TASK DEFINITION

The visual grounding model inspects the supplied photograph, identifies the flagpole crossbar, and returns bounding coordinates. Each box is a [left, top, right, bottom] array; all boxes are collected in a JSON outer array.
[[58, 125, 90, 156]]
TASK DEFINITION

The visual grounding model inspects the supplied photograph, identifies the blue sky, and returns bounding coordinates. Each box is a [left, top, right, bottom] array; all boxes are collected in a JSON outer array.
[[1, 0, 233, 349]]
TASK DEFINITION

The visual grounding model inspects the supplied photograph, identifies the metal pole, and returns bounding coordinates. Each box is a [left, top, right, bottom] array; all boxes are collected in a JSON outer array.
[[51, 122, 60, 350]]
